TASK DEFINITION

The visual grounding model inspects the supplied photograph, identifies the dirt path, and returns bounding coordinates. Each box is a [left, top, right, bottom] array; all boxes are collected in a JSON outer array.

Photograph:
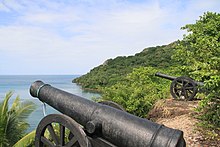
[[157, 114, 202, 147], [147, 99, 219, 147]]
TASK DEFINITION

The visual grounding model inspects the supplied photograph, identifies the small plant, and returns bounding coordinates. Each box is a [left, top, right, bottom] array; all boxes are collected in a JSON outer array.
[[0, 91, 36, 147]]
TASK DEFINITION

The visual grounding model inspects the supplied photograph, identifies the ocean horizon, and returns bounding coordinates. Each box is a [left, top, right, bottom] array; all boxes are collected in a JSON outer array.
[[0, 75, 100, 132]]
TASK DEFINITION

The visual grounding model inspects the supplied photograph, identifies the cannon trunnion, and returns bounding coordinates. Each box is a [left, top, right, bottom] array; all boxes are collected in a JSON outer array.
[[155, 72, 203, 100], [30, 81, 186, 147]]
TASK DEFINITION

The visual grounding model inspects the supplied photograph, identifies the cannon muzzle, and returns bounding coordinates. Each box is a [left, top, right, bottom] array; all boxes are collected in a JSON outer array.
[[30, 80, 186, 147]]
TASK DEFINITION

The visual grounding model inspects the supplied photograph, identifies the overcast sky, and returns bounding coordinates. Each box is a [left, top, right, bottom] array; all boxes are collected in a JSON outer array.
[[0, 0, 220, 75]]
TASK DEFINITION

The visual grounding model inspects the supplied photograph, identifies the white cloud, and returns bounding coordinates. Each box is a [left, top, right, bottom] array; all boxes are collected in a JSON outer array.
[[0, 0, 220, 74]]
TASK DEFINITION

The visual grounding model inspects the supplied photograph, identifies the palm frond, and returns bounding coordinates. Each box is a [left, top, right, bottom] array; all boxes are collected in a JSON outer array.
[[0, 91, 13, 118], [0, 92, 37, 146], [0, 91, 13, 147], [5, 99, 36, 144], [10, 96, 20, 111], [13, 130, 36, 147], [6, 113, 25, 140], [15, 101, 36, 120]]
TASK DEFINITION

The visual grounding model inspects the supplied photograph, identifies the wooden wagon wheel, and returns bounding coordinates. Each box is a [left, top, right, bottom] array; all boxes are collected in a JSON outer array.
[[170, 76, 197, 100], [35, 114, 91, 147]]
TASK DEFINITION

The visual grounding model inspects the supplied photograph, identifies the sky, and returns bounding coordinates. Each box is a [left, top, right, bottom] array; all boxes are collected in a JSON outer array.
[[0, 0, 220, 75]]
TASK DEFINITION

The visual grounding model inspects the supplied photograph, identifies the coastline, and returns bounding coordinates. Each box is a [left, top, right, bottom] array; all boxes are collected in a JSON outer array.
[[0, 75, 100, 132]]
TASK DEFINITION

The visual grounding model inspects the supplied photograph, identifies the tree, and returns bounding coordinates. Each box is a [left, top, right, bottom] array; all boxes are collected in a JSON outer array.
[[0, 92, 36, 147], [101, 67, 170, 117], [173, 12, 220, 130]]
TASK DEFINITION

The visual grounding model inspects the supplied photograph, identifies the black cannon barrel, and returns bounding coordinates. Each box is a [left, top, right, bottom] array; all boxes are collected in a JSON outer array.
[[155, 72, 177, 81], [30, 81, 186, 147], [155, 72, 204, 86]]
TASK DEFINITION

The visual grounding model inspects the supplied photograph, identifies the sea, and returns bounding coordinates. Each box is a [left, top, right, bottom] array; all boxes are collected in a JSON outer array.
[[0, 75, 100, 132]]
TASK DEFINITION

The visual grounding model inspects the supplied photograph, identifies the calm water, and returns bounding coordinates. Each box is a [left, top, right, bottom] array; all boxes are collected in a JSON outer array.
[[0, 75, 100, 132]]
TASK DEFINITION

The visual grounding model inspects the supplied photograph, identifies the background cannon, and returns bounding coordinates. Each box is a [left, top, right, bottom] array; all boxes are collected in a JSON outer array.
[[30, 80, 186, 147], [155, 72, 204, 100]]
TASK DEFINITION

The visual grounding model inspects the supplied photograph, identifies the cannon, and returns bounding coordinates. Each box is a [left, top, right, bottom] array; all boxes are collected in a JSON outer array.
[[30, 80, 186, 147], [155, 72, 204, 100]]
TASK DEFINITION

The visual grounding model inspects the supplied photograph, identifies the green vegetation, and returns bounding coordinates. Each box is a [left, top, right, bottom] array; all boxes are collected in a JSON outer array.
[[74, 12, 219, 138], [101, 67, 170, 117], [0, 92, 36, 147], [173, 12, 220, 137], [73, 42, 177, 90]]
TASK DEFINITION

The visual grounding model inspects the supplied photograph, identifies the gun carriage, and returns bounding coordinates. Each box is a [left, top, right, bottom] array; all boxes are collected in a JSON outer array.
[[155, 72, 204, 100], [30, 80, 186, 147]]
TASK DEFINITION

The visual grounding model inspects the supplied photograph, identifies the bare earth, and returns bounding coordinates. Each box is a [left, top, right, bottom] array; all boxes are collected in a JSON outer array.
[[147, 98, 220, 147]]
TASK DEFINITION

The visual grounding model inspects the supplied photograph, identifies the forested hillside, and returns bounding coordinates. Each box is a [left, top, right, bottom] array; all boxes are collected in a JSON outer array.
[[73, 42, 178, 90], [73, 12, 220, 142]]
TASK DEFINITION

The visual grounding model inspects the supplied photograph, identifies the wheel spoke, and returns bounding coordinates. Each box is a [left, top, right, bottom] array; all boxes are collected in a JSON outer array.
[[183, 90, 188, 99], [181, 89, 184, 94], [65, 136, 78, 147], [60, 124, 65, 146], [184, 87, 194, 90], [174, 89, 181, 97], [41, 136, 55, 147], [171, 76, 197, 100], [184, 81, 189, 87], [174, 87, 181, 90], [36, 114, 89, 147], [176, 82, 183, 87], [174, 89, 181, 94], [47, 124, 59, 145], [186, 91, 192, 97], [187, 89, 193, 94]]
